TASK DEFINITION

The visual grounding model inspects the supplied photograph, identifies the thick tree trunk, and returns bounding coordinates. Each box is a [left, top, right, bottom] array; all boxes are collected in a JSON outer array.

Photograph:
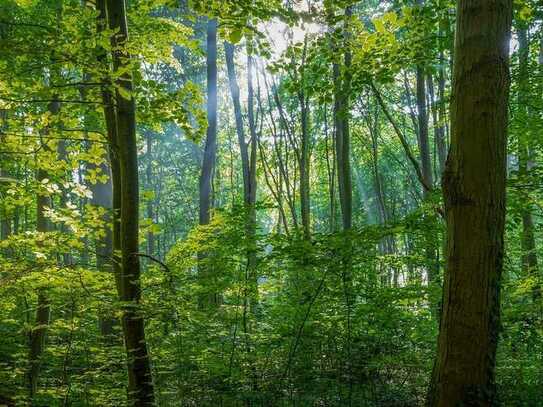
[[106, 0, 155, 404], [427, 1, 512, 405]]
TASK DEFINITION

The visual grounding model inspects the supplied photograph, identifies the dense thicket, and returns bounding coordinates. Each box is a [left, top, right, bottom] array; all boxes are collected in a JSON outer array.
[[0, 0, 541, 406]]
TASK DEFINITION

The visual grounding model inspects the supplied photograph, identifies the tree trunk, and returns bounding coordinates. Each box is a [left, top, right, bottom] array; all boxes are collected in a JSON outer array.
[[89, 156, 116, 338], [416, 65, 439, 299], [198, 17, 219, 308], [331, 6, 353, 232], [225, 41, 259, 304], [224, 42, 251, 203], [145, 132, 155, 257], [517, 27, 540, 300], [246, 48, 259, 300], [106, 0, 155, 404], [427, 1, 512, 405], [416, 66, 433, 194], [299, 92, 311, 239], [96, 0, 121, 297], [27, 99, 59, 400], [199, 18, 218, 227]]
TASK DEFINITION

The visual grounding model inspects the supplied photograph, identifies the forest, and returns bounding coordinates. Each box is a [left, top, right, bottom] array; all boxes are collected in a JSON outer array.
[[0, 0, 541, 405]]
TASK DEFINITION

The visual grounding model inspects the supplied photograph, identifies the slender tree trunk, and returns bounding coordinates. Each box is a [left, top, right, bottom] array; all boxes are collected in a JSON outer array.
[[89, 156, 116, 338], [427, 1, 512, 405], [517, 27, 540, 300], [0, 112, 11, 240], [331, 7, 353, 232], [299, 94, 311, 240], [198, 17, 219, 307], [435, 46, 448, 175], [427, 74, 446, 176], [225, 41, 259, 311], [27, 99, 59, 400], [199, 18, 218, 227], [324, 105, 337, 232], [96, 0, 121, 297], [246, 49, 259, 295], [224, 43, 250, 202], [416, 66, 433, 193], [417, 68, 439, 298], [146, 132, 155, 257], [106, 0, 155, 404]]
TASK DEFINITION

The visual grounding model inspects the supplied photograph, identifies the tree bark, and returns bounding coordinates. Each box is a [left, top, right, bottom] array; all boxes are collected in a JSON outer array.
[[96, 0, 121, 297], [105, 0, 155, 404], [89, 155, 115, 338], [416, 66, 433, 194], [333, 6, 353, 232], [427, 1, 512, 405], [145, 132, 155, 257], [199, 18, 218, 227], [225, 41, 259, 306], [27, 99, 59, 400], [224, 42, 251, 203], [517, 27, 539, 300], [198, 17, 219, 308]]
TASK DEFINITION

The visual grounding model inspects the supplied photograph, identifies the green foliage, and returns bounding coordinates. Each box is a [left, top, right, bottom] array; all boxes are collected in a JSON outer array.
[[0, 0, 542, 405]]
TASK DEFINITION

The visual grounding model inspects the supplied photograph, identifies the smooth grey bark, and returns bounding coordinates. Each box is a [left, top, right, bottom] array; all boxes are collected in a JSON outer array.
[[245, 49, 259, 296], [427, 0, 512, 404], [197, 18, 219, 308], [224, 43, 251, 203], [199, 18, 218, 227]]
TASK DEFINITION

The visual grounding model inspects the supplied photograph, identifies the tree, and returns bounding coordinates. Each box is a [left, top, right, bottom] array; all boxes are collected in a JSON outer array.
[[198, 17, 219, 307], [333, 5, 353, 232], [27, 98, 60, 400], [199, 18, 218, 228], [105, 0, 155, 403], [516, 26, 539, 301], [428, 1, 512, 404]]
